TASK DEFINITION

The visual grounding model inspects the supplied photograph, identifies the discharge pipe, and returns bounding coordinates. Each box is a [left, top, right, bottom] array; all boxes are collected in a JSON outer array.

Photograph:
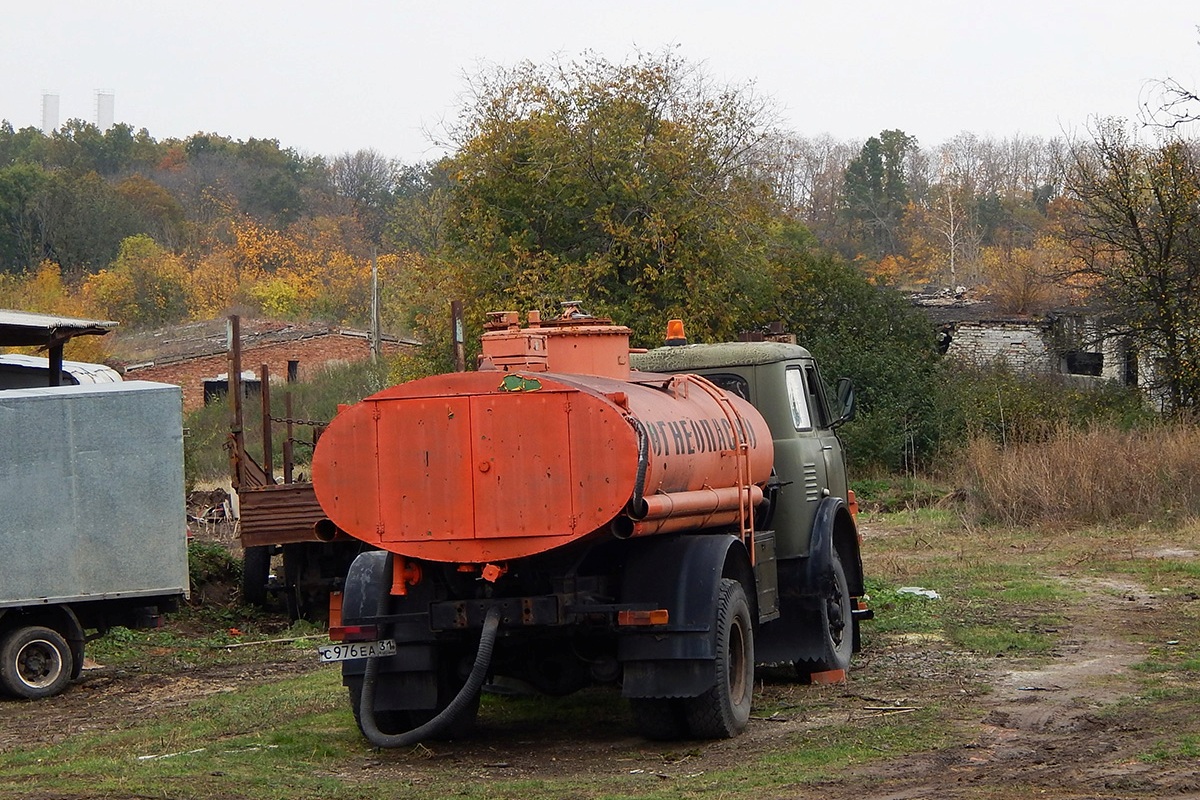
[[357, 553, 502, 748]]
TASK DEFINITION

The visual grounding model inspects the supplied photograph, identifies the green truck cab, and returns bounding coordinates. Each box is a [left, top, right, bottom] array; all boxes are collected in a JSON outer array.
[[631, 339, 867, 671]]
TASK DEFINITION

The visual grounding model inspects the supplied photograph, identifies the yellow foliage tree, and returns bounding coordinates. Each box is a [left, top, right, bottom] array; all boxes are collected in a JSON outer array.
[[83, 235, 190, 328], [0, 260, 111, 361], [978, 235, 1080, 314]]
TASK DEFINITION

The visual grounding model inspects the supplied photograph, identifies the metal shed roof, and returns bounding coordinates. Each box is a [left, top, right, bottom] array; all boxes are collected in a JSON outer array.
[[0, 309, 118, 349]]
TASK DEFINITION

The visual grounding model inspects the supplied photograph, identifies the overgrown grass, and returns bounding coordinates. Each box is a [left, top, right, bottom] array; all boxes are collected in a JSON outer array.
[[0, 669, 357, 800], [5, 473, 1197, 798], [957, 422, 1200, 527]]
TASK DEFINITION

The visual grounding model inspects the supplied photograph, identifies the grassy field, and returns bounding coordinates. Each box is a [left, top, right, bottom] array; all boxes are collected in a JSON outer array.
[[2, 506, 1198, 799]]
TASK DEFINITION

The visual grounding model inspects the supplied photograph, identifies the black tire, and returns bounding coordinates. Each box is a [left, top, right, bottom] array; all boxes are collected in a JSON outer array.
[[796, 549, 854, 675], [683, 578, 754, 739], [629, 697, 690, 741], [0, 626, 74, 700], [241, 546, 272, 608]]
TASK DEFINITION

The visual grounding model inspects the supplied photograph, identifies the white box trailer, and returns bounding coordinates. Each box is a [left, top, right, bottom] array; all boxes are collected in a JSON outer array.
[[0, 380, 189, 698]]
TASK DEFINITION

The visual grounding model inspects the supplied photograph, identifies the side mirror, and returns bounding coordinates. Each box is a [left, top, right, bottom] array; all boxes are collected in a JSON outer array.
[[833, 378, 855, 427]]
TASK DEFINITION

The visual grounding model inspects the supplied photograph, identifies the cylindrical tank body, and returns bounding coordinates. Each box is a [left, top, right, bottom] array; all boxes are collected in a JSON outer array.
[[312, 370, 773, 563]]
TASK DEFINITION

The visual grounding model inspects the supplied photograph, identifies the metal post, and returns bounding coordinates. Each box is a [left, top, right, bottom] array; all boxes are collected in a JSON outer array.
[[228, 315, 245, 486], [47, 344, 63, 387], [260, 363, 273, 484], [371, 249, 381, 361], [452, 300, 466, 373], [284, 359, 298, 484]]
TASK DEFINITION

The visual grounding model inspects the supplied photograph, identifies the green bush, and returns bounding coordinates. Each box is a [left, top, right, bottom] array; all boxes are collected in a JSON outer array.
[[932, 364, 1153, 448], [187, 540, 241, 593], [769, 241, 944, 473]]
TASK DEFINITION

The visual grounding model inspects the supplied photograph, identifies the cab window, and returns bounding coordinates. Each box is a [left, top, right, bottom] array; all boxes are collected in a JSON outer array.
[[706, 373, 751, 402], [785, 367, 812, 430], [804, 365, 832, 428]]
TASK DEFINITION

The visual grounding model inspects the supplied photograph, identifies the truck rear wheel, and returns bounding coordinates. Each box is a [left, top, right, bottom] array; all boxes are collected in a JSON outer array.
[[797, 550, 853, 675], [629, 697, 690, 740], [0, 625, 74, 699], [683, 578, 754, 738]]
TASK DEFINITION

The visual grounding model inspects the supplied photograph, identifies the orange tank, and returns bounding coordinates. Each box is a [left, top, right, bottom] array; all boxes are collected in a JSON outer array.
[[311, 366, 774, 564]]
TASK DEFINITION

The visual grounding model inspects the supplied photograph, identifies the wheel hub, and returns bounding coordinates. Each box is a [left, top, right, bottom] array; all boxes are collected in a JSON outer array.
[[17, 641, 63, 689]]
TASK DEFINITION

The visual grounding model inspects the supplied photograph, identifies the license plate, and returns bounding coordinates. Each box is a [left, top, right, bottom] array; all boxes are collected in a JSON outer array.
[[317, 639, 398, 663]]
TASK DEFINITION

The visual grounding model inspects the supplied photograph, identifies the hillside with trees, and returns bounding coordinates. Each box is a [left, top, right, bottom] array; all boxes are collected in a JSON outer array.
[[3, 49, 1197, 468]]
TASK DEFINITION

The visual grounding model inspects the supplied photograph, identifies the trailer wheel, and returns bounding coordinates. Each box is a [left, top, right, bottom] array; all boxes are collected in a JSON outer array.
[[797, 549, 853, 675], [0, 626, 74, 699], [241, 546, 272, 608], [683, 578, 754, 738], [629, 697, 690, 740]]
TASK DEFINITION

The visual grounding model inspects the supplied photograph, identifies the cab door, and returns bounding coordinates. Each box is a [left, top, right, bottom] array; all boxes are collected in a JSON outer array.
[[768, 364, 828, 557], [803, 362, 849, 502]]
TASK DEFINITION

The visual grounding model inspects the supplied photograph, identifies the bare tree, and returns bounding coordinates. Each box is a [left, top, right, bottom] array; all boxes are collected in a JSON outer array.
[[329, 149, 399, 243], [1139, 27, 1200, 130], [1063, 120, 1200, 411]]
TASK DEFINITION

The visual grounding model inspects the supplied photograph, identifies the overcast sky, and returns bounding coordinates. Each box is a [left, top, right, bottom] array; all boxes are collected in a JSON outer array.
[[3, 1, 1198, 163]]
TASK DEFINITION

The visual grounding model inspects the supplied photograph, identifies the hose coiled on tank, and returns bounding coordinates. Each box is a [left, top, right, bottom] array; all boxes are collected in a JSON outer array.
[[358, 553, 502, 748]]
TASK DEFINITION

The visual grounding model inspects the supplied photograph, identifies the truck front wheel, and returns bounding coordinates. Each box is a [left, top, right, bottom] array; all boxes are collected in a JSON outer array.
[[683, 578, 754, 738], [0, 626, 74, 699], [797, 549, 854, 675]]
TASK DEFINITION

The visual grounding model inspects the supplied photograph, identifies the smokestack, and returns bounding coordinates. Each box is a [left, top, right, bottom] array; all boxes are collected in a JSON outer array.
[[41, 93, 59, 134], [95, 90, 114, 131]]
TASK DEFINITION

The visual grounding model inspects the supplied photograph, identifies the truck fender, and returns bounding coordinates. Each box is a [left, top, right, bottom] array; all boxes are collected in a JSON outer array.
[[340, 550, 438, 707], [804, 496, 865, 597], [618, 533, 753, 698], [340, 550, 391, 626]]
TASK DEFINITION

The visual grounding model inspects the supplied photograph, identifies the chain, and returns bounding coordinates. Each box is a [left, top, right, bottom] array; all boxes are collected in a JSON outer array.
[[269, 416, 328, 428]]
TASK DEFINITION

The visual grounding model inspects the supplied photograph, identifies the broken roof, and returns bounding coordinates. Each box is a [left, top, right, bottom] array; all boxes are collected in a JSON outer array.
[[110, 317, 419, 369]]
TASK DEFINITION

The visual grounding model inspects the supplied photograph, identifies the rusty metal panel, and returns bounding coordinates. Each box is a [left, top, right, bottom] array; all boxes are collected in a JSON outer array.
[[374, 395, 474, 544], [470, 391, 576, 539], [0, 381, 188, 608], [237, 482, 329, 547]]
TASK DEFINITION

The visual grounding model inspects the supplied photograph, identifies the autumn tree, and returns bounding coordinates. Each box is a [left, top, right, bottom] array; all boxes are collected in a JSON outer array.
[[979, 235, 1075, 315], [1063, 121, 1200, 411], [84, 234, 189, 327], [437, 50, 780, 344]]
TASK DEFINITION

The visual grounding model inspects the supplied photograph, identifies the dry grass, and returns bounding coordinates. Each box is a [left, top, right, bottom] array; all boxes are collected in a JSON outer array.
[[957, 423, 1200, 527]]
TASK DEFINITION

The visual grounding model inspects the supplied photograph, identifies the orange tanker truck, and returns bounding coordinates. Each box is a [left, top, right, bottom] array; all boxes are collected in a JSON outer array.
[[314, 307, 869, 744]]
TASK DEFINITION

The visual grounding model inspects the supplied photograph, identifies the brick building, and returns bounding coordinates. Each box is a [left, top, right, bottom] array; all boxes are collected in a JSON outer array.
[[111, 318, 418, 412]]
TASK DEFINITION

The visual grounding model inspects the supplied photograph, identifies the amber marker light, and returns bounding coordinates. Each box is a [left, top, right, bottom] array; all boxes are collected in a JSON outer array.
[[618, 609, 670, 626]]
